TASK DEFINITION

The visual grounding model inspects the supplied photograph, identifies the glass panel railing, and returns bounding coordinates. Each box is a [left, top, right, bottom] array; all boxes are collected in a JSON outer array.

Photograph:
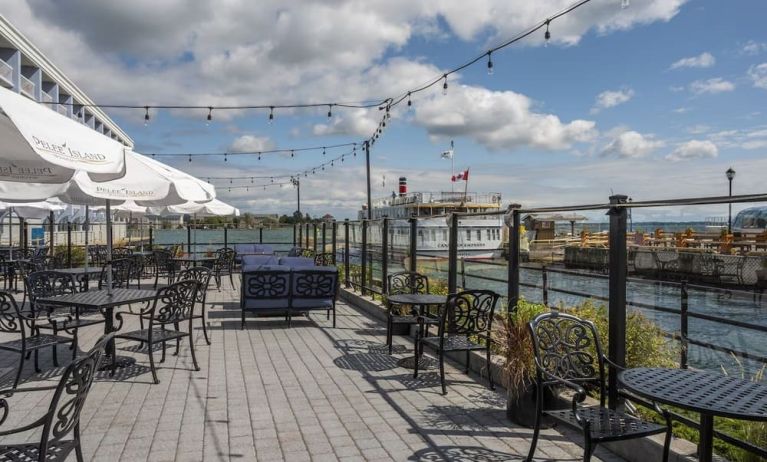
[[19, 74, 34, 98]]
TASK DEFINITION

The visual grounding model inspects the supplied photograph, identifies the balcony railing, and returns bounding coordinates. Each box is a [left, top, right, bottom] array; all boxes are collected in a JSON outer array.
[[56, 104, 68, 116], [19, 74, 35, 98], [40, 92, 53, 103], [0, 59, 12, 88]]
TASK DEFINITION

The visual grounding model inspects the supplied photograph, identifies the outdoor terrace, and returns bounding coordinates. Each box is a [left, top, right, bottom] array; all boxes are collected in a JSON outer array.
[[0, 274, 628, 462]]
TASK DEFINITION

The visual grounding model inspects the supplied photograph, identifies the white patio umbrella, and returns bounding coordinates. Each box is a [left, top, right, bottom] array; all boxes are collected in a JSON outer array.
[[0, 86, 126, 201]]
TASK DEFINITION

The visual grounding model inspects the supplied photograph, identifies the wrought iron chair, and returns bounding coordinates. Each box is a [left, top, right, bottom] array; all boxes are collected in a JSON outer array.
[[113, 280, 201, 384], [526, 311, 672, 462], [385, 271, 437, 355], [111, 247, 133, 257], [97, 258, 134, 290], [0, 333, 111, 462], [152, 249, 178, 289], [206, 248, 236, 291], [413, 289, 499, 395], [14, 260, 41, 308], [177, 267, 213, 345], [0, 291, 73, 388], [313, 252, 336, 266], [27, 271, 105, 365]]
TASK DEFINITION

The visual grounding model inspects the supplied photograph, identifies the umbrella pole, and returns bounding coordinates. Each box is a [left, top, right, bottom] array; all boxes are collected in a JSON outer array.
[[106, 200, 113, 295], [8, 207, 13, 262], [84, 205, 89, 271]]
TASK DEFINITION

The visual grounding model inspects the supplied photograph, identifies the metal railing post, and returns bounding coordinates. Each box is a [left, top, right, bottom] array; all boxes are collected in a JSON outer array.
[[48, 211, 54, 256], [149, 226, 153, 249], [680, 280, 689, 369], [361, 220, 368, 295], [460, 259, 466, 289], [305, 223, 310, 248], [293, 224, 297, 246], [67, 221, 72, 268], [542, 266, 549, 306], [508, 205, 522, 310], [187, 225, 192, 256], [448, 213, 458, 294], [22, 220, 28, 252], [607, 194, 628, 410], [331, 221, 337, 263], [382, 217, 389, 294], [344, 219, 350, 288], [409, 217, 417, 273], [259, 227, 263, 244], [224, 225, 228, 249], [313, 223, 318, 253], [297, 223, 302, 248], [322, 222, 327, 253]]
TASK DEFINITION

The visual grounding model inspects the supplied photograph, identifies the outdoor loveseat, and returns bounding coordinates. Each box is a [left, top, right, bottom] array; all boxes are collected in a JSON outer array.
[[240, 262, 338, 328]]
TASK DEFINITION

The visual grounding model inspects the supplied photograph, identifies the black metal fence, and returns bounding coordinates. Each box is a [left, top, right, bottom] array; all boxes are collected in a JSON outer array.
[[319, 192, 767, 459]]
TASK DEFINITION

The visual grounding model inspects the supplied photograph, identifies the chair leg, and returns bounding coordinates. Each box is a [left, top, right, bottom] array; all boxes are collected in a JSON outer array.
[[229, 272, 234, 290], [412, 337, 420, 380], [189, 333, 200, 371], [72, 332, 78, 360], [174, 322, 180, 356], [201, 303, 211, 345], [332, 306, 336, 328], [148, 344, 159, 384], [486, 347, 494, 390], [583, 423, 593, 462], [13, 350, 24, 388], [439, 350, 447, 395], [386, 318, 393, 355], [527, 405, 542, 462], [160, 340, 167, 363], [465, 350, 470, 373], [51, 341, 59, 367], [34, 348, 40, 373], [241, 310, 245, 330], [74, 423, 84, 462]]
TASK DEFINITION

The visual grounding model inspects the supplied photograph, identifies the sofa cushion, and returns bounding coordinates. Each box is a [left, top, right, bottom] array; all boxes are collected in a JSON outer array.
[[243, 298, 290, 310], [242, 255, 278, 269], [291, 298, 334, 310], [278, 256, 315, 267]]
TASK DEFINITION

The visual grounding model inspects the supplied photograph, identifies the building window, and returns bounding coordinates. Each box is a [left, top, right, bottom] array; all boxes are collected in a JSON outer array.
[[466, 230, 471, 241], [476, 230, 481, 241], [486, 229, 491, 240], [442, 229, 448, 241]]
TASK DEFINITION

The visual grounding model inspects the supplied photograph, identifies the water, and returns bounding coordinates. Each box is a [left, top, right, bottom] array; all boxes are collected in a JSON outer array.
[[155, 227, 297, 254]]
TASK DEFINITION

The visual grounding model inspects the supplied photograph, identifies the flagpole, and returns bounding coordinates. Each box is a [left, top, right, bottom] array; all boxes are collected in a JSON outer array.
[[451, 140, 454, 193], [463, 168, 469, 205]]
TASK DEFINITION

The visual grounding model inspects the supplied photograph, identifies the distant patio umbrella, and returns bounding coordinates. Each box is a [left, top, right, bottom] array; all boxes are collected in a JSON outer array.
[[0, 86, 126, 201], [149, 199, 238, 259], [0, 200, 66, 261]]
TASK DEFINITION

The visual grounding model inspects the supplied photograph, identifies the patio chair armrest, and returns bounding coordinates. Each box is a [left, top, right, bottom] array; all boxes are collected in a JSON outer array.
[[602, 355, 626, 372], [114, 309, 150, 330], [534, 359, 588, 425], [0, 402, 49, 436], [0, 384, 59, 397]]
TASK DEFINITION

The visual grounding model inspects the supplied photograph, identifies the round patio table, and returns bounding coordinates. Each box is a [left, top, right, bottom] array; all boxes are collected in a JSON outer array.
[[387, 294, 446, 370], [619, 367, 767, 462]]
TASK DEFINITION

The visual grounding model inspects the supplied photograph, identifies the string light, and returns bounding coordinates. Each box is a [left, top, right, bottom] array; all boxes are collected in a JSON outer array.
[[322, 147, 326, 156], [327, 104, 333, 118], [206, 107, 213, 125], [269, 106, 274, 124], [290, 150, 294, 158], [143, 106, 150, 126], [224, 153, 228, 162], [188, 154, 192, 162], [487, 52, 494, 75], [544, 20, 551, 46], [442, 75, 448, 96], [407, 92, 412, 110]]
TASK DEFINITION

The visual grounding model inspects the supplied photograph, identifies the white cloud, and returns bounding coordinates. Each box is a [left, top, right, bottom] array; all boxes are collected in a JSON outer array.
[[672, 106, 690, 113], [741, 40, 767, 56], [665, 140, 718, 161], [670, 52, 715, 69], [689, 78, 735, 95], [748, 63, 767, 90], [228, 135, 274, 153], [591, 88, 634, 114], [601, 130, 664, 158], [413, 85, 597, 151]]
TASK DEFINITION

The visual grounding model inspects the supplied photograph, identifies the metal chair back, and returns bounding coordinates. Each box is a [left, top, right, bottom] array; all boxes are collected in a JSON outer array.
[[528, 311, 607, 403], [98, 258, 133, 289], [26, 271, 77, 308], [313, 252, 336, 266], [0, 291, 26, 336], [387, 271, 429, 296], [439, 289, 499, 339], [177, 267, 212, 304], [147, 279, 200, 326]]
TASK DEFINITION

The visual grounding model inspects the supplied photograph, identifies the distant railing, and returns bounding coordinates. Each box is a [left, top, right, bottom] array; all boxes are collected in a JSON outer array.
[[0, 59, 13, 86]]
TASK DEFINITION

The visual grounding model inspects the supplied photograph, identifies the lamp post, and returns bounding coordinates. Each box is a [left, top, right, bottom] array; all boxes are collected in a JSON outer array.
[[628, 197, 633, 233], [726, 167, 735, 234]]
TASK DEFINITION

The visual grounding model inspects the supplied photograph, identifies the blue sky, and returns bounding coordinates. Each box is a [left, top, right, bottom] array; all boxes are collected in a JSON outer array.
[[3, 0, 767, 221]]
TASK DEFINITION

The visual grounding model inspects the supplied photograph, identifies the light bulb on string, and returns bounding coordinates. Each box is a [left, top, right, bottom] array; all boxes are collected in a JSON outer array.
[[270, 177, 274, 183], [246, 187, 249, 192], [442, 75, 448, 96], [228, 187, 231, 193], [544, 20, 551, 46], [407, 92, 413, 111], [250, 177, 254, 183], [341, 156, 344, 163], [268, 106, 274, 124], [331, 160, 334, 167], [322, 165, 325, 171], [487, 51, 494, 75], [144, 106, 150, 126], [224, 153, 228, 162], [230, 178, 233, 184], [327, 104, 332, 118], [353, 145, 357, 156], [206, 107, 213, 125], [322, 147, 326, 156], [290, 150, 294, 158], [188, 154, 192, 162], [258, 152, 261, 161]]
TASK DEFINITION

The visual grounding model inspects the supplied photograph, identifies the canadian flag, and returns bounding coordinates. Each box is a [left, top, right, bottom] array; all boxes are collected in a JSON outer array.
[[451, 169, 469, 182]]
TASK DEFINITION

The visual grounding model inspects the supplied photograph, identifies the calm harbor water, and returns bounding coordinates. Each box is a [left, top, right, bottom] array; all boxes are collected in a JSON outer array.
[[158, 227, 767, 378]]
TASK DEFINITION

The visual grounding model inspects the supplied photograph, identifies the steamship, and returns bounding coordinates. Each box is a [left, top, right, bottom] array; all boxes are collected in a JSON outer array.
[[358, 177, 504, 259]]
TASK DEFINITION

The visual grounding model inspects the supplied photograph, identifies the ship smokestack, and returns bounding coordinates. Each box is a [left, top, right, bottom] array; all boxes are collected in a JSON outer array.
[[398, 177, 407, 197]]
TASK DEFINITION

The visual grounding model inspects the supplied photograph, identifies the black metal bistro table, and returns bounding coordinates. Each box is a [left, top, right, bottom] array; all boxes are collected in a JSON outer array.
[[619, 367, 767, 462], [37, 288, 158, 371], [171, 256, 216, 268], [56, 267, 103, 292], [387, 293, 446, 370]]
